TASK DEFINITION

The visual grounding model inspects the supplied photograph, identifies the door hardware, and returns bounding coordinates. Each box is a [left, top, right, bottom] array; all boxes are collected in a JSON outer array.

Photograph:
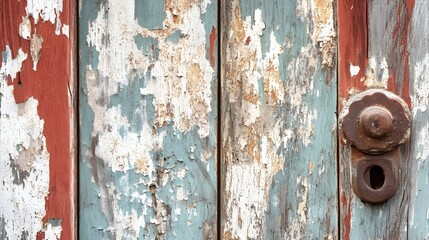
[[339, 89, 411, 203]]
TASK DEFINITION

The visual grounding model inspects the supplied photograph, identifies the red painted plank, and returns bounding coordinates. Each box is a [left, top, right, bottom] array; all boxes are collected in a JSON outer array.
[[338, 0, 415, 239], [0, 0, 75, 239], [338, 0, 368, 103]]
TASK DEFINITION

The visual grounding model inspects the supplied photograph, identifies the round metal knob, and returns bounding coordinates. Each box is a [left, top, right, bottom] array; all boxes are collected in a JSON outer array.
[[359, 106, 393, 138], [339, 89, 411, 154]]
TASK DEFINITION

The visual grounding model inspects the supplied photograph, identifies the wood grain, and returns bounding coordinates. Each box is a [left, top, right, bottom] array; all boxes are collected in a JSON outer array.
[[221, 0, 338, 239], [79, 1, 218, 239], [338, 0, 428, 239]]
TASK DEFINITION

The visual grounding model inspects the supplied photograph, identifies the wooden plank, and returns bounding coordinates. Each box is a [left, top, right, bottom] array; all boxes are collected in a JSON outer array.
[[220, 0, 338, 239], [0, 0, 76, 239], [79, 0, 218, 239], [338, 0, 428, 239], [407, 1, 429, 238]]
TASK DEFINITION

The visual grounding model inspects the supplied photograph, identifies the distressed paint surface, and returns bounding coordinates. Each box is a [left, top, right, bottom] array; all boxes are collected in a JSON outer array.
[[221, 0, 337, 239], [338, 0, 429, 239], [408, 1, 429, 237], [0, 0, 75, 239], [79, 0, 217, 239]]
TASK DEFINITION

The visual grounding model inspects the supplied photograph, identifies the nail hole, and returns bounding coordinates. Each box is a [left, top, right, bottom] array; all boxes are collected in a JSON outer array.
[[364, 165, 385, 190]]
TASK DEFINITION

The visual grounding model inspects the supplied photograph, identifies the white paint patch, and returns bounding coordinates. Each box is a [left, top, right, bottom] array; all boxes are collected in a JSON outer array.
[[350, 64, 360, 77], [44, 222, 63, 240], [0, 46, 28, 81], [412, 54, 429, 114], [26, 0, 63, 25], [176, 187, 188, 201], [411, 54, 429, 165], [19, 16, 32, 40], [0, 46, 50, 240], [364, 57, 389, 88], [62, 24, 70, 38], [200, 0, 211, 14]]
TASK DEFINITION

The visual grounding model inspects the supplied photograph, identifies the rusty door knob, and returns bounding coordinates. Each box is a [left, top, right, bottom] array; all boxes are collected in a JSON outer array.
[[340, 89, 411, 203], [340, 89, 411, 154], [359, 106, 393, 138]]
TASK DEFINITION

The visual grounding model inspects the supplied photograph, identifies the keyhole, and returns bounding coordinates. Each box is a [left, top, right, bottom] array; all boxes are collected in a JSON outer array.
[[364, 165, 385, 190]]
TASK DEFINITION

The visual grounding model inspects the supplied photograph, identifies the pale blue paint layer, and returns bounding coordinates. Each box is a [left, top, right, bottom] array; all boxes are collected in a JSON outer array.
[[79, 0, 218, 239], [239, 1, 338, 238]]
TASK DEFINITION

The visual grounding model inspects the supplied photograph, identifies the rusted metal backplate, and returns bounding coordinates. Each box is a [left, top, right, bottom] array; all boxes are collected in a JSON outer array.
[[79, 0, 218, 239], [221, 0, 338, 239], [338, 0, 429, 239], [0, 0, 76, 239]]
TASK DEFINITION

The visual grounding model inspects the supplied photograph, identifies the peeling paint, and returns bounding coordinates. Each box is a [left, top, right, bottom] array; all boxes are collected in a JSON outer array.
[[26, 0, 63, 25], [19, 16, 32, 40], [364, 57, 389, 88], [1, 0, 74, 238], [62, 24, 70, 38], [297, 0, 336, 68], [81, 0, 217, 238], [30, 34, 43, 71], [221, 0, 336, 239], [43, 219, 63, 240], [222, 4, 287, 238], [222, 0, 336, 238], [411, 54, 429, 114], [0, 46, 27, 81], [1, 47, 50, 239], [350, 64, 360, 77]]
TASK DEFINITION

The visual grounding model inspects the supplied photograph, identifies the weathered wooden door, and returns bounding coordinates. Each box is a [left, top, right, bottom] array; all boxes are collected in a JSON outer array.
[[2, 0, 429, 239]]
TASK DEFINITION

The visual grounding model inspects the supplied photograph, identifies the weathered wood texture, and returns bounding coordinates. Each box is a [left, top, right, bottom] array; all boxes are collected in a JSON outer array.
[[79, 0, 218, 239], [221, 0, 338, 239], [339, 0, 429, 239], [0, 0, 76, 239]]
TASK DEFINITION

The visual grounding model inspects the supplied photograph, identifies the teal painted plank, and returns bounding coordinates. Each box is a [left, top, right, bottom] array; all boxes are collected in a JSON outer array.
[[79, 1, 218, 239], [221, 0, 338, 239]]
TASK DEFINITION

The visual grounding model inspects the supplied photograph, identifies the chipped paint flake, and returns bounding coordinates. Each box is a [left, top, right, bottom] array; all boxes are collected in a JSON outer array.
[[43, 220, 63, 240], [412, 54, 429, 114], [19, 16, 32, 40], [1, 46, 50, 240], [411, 54, 429, 163], [62, 24, 70, 38], [364, 57, 389, 88], [30, 34, 43, 71], [0, 46, 27, 81], [26, 0, 63, 25], [350, 64, 360, 77], [298, 0, 336, 68], [297, 177, 308, 224]]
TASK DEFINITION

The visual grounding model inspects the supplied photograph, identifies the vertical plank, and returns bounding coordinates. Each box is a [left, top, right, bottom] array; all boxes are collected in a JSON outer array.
[[404, 0, 429, 238], [221, 0, 338, 239], [0, 0, 76, 239], [79, 0, 218, 239], [338, 0, 419, 239]]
